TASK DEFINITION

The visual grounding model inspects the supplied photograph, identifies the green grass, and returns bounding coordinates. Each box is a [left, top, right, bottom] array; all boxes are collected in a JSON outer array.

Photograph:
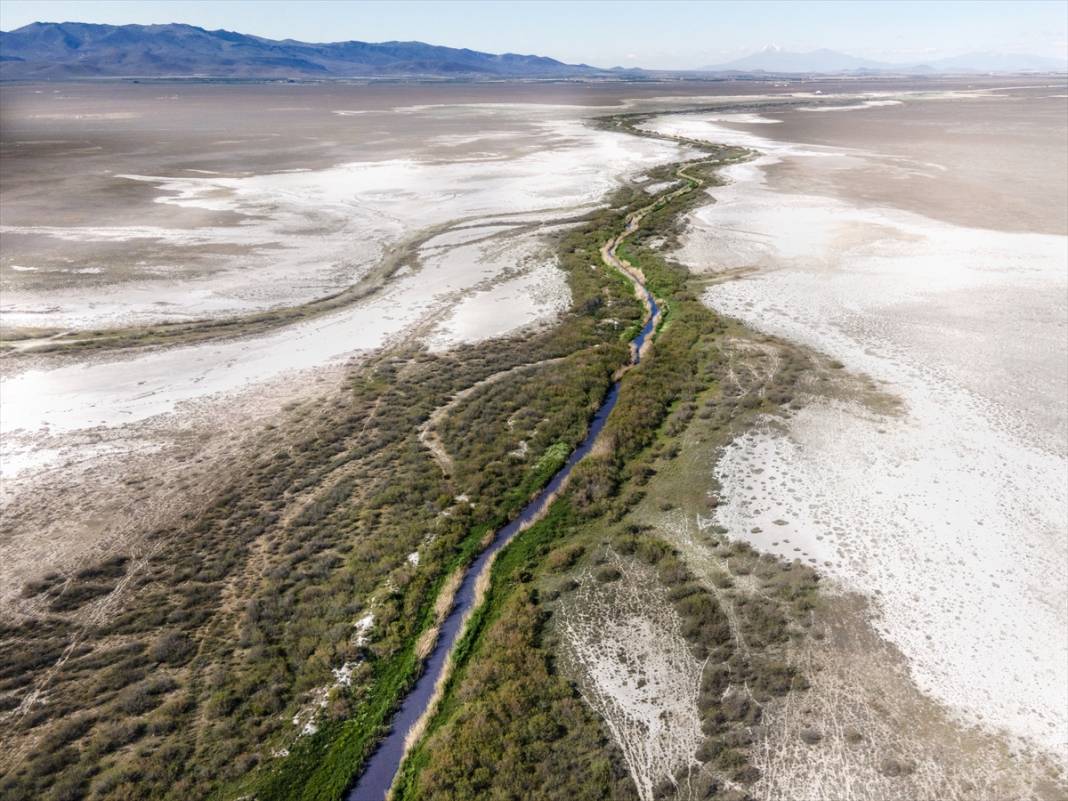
[[249, 521, 487, 801], [391, 498, 581, 801]]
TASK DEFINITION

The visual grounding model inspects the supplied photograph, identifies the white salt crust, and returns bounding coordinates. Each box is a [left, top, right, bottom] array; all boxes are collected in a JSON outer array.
[[644, 108, 1068, 761]]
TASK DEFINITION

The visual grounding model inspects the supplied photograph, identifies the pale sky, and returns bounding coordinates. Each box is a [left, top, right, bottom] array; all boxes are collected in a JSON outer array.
[[1, 0, 1065, 70]]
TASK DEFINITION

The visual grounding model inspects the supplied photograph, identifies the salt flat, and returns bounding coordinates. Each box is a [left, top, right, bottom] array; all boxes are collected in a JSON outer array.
[[1, 116, 680, 329], [646, 90, 1068, 760], [1, 96, 690, 484]]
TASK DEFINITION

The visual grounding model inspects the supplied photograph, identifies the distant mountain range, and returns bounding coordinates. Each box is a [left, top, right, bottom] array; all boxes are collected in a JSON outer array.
[[704, 45, 1068, 75], [1, 23, 1065, 81], [705, 47, 886, 73], [0, 22, 609, 79]]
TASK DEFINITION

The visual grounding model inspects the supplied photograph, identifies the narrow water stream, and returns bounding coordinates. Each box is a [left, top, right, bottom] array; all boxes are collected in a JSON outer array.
[[347, 216, 664, 801]]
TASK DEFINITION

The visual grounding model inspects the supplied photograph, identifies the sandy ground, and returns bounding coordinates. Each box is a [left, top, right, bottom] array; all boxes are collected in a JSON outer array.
[[646, 88, 1068, 762], [427, 258, 570, 351], [557, 558, 704, 801], [751, 594, 1067, 801]]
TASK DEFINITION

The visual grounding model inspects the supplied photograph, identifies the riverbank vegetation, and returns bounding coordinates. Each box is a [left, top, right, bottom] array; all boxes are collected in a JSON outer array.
[[391, 141, 831, 801]]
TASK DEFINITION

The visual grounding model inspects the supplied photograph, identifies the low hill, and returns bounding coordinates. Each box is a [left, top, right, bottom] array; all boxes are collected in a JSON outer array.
[[0, 21, 605, 79]]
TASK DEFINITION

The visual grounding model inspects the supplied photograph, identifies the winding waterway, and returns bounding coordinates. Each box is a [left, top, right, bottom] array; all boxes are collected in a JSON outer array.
[[346, 181, 670, 801]]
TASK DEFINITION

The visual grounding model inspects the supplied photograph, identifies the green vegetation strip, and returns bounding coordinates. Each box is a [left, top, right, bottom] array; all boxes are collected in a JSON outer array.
[[390, 127, 832, 800], [391, 145, 775, 800]]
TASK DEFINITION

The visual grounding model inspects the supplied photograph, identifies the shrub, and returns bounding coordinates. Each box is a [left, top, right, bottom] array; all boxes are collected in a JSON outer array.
[[148, 631, 195, 665], [594, 566, 623, 583]]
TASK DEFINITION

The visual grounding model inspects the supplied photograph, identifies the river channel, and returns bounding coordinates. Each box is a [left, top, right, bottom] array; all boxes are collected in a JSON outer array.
[[347, 228, 663, 800]]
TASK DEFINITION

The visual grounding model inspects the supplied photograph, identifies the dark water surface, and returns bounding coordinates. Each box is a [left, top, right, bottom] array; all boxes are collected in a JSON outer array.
[[347, 288, 659, 800]]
